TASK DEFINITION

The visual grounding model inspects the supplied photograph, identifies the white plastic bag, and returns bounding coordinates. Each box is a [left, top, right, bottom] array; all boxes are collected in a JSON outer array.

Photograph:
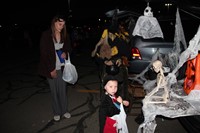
[[62, 53, 78, 84], [111, 103, 129, 133]]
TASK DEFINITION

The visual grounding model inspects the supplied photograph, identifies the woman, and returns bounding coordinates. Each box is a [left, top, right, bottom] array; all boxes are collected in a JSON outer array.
[[38, 14, 72, 121]]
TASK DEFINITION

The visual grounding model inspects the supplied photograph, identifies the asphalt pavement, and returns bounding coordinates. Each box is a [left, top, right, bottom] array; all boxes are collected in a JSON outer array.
[[0, 46, 188, 133]]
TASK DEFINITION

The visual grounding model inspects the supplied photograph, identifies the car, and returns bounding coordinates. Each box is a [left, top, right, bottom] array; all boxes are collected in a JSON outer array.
[[114, 9, 200, 133], [105, 8, 200, 132], [105, 9, 184, 79], [128, 36, 174, 74]]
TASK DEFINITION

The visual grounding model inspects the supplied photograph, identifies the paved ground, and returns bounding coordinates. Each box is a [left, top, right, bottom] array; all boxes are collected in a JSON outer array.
[[0, 47, 188, 133]]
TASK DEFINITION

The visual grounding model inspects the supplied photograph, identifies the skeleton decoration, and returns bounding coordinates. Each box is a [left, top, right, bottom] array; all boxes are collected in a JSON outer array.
[[131, 7, 200, 133], [143, 60, 169, 105], [132, 3, 163, 39], [137, 26, 200, 133], [130, 8, 186, 85]]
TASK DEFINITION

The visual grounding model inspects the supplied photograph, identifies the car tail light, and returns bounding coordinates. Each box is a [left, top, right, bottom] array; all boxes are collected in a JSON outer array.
[[131, 48, 142, 60]]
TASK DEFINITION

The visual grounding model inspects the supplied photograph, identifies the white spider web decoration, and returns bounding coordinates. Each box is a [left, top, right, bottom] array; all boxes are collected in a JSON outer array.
[[134, 8, 200, 133]]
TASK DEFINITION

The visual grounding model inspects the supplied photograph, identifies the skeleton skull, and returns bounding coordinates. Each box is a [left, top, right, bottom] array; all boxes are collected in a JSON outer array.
[[144, 6, 153, 17], [153, 60, 162, 73]]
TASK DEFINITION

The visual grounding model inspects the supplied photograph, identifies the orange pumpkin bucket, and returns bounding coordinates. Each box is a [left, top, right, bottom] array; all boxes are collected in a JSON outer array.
[[184, 53, 200, 94]]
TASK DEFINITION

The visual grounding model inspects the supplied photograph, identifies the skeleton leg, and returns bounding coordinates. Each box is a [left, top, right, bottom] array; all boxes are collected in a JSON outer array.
[[144, 85, 169, 104]]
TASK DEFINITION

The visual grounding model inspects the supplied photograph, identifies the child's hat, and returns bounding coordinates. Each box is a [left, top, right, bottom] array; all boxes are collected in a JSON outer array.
[[103, 74, 123, 86]]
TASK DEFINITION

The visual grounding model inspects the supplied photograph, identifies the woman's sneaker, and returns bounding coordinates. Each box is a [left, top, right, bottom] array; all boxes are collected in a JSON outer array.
[[64, 112, 71, 118], [54, 115, 60, 121]]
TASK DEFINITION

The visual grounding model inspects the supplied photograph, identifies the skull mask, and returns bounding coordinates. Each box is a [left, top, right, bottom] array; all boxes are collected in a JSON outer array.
[[152, 60, 162, 73], [144, 6, 153, 17]]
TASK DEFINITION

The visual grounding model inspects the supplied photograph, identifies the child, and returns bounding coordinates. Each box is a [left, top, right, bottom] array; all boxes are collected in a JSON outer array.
[[99, 75, 129, 133]]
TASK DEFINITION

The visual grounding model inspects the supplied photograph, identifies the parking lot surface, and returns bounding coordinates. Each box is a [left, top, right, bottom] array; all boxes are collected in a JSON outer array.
[[0, 47, 187, 133]]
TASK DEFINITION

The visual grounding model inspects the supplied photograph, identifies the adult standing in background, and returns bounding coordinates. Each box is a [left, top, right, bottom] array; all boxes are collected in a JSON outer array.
[[38, 14, 72, 121], [91, 19, 130, 101]]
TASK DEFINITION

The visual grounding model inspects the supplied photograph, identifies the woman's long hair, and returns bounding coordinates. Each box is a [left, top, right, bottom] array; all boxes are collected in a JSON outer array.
[[51, 15, 67, 43]]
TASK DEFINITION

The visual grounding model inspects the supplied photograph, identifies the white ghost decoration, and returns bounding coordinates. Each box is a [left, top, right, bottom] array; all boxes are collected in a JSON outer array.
[[144, 6, 153, 17]]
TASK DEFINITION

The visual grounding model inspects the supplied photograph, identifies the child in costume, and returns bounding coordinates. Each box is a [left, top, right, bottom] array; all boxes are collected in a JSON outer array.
[[99, 75, 129, 133]]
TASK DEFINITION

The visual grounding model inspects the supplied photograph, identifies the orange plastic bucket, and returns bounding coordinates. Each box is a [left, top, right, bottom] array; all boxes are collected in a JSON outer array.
[[184, 54, 200, 94]]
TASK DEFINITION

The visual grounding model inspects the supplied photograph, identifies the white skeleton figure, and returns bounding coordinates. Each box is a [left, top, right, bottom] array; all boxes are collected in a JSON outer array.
[[143, 60, 169, 104]]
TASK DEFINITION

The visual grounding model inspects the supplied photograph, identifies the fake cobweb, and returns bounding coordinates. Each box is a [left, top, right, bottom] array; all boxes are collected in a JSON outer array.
[[129, 8, 200, 133], [137, 25, 200, 133]]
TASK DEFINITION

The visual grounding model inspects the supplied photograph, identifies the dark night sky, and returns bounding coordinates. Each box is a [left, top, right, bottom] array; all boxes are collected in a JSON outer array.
[[0, 0, 146, 29], [0, 1, 171, 23], [1, 0, 199, 25], [0, 0, 199, 36], [0, 0, 199, 46]]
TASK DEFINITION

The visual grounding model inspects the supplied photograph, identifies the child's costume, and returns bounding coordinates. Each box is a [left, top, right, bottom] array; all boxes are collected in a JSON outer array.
[[99, 93, 120, 133], [99, 74, 129, 133]]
